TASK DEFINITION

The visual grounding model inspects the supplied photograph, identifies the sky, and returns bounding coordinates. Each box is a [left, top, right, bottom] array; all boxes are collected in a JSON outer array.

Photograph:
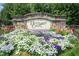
[[0, 3, 4, 12]]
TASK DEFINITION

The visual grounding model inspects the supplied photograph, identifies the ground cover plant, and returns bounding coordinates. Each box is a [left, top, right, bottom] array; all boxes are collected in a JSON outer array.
[[0, 29, 77, 56]]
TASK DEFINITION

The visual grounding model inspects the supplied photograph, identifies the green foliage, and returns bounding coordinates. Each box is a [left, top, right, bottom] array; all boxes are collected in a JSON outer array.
[[61, 45, 79, 56], [76, 28, 79, 34], [58, 31, 69, 36], [0, 3, 79, 25], [60, 39, 79, 56], [49, 28, 56, 32], [0, 51, 9, 56], [0, 29, 11, 35], [0, 30, 4, 35]]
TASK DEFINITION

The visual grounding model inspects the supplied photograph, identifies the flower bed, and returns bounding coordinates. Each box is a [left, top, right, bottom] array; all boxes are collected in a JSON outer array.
[[0, 29, 77, 56], [0, 25, 15, 35]]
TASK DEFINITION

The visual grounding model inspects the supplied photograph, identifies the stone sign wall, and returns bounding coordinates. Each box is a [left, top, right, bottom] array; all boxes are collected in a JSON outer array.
[[12, 13, 66, 30], [15, 22, 27, 29], [27, 19, 51, 30]]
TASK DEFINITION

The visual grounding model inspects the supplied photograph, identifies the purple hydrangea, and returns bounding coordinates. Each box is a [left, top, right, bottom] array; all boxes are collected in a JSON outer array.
[[53, 45, 61, 51], [54, 37, 64, 40], [52, 34, 64, 40]]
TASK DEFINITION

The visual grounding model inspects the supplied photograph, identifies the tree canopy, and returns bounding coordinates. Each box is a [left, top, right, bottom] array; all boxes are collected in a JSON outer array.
[[0, 3, 79, 25]]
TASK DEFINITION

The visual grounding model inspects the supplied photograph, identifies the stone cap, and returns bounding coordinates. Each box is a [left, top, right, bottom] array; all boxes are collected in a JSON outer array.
[[12, 12, 67, 22], [12, 12, 66, 19]]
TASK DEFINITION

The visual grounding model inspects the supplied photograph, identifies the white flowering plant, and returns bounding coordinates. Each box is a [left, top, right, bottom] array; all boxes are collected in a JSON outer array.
[[0, 29, 77, 56]]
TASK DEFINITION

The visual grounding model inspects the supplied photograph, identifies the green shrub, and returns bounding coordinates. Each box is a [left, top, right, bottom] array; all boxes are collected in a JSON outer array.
[[49, 28, 56, 32], [58, 31, 69, 36], [60, 40, 79, 56], [76, 29, 79, 34], [0, 51, 10, 56], [61, 45, 79, 56], [0, 29, 11, 35]]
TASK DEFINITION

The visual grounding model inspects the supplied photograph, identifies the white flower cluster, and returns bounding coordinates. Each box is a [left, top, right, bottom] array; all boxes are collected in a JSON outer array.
[[0, 29, 77, 56]]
